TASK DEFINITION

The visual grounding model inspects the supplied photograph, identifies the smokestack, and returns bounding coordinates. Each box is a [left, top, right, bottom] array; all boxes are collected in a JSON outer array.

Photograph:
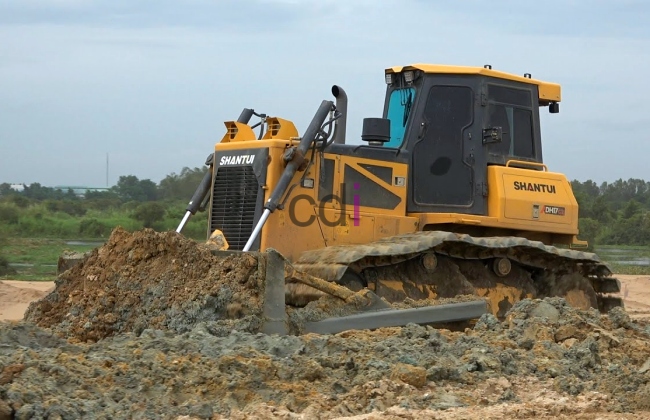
[[331, 85, 348, 145]]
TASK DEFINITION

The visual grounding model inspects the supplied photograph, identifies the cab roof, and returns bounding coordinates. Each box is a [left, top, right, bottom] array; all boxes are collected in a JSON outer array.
[[386, 64, 561, 103]]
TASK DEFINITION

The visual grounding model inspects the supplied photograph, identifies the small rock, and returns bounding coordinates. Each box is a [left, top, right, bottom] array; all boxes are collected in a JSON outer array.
[[561, 338, 578, 349], [0, 399, 12, 420], [390, 363, 427, 388], [0, 364, 24, 386], [608, 306, 632, 329], [474, 313, 501, 331], [640, 358, 650, 374], [555, 325, 579, 342], [530, 301, 560, 323]]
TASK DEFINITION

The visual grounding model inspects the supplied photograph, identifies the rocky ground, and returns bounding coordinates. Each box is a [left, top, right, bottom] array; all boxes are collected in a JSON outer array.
[[1, 228, 650, 419]]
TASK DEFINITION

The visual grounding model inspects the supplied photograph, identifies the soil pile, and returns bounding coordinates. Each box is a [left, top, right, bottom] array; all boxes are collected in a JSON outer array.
[[2, 297, 650, 419], [24, 227, 265, 342]]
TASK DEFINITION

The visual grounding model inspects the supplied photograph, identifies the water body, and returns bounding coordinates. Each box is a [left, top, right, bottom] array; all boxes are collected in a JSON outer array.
[[596, 247, 650, 266], [65, 241, 105, 247]]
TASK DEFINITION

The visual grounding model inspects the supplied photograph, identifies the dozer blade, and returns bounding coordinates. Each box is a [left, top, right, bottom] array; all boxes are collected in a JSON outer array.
[[260, 249, 488, 335], [303, 300, 488, 335]]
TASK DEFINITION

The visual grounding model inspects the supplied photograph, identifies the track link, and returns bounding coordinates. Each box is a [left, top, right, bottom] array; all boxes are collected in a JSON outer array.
[[293, 231, 622, 317]]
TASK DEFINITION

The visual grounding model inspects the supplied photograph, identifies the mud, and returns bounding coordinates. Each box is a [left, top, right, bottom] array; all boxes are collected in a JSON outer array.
[[3, 228, 650, 418], [1, 298, 649, 418], [25, 228, 266, 342]]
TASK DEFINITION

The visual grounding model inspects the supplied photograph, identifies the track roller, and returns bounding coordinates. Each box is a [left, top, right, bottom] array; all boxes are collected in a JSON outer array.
[[420, 252, 438, 272], [492, 258, 511, 277]]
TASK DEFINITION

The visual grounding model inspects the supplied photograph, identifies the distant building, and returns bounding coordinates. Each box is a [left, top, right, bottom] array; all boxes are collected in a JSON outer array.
[[9, 183, 25, 192], [53, 186, 111, 198]]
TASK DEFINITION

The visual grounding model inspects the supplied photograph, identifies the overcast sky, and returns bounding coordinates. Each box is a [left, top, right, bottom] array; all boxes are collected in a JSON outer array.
[[0, 0, 648, 188]]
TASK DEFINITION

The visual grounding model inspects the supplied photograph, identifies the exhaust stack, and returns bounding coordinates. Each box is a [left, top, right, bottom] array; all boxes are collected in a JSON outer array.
[[331, 85, 348, 144]]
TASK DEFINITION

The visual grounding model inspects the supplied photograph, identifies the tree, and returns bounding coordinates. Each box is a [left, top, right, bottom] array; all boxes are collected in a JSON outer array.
[[113, 175, 159, 202], [158, 166, 208, 201], [0, 234, 15, 276], [577, 218, 601, 251], [623, 199, 642, 219], [591, 196, 613, 224], [131, 202, 166, 228]]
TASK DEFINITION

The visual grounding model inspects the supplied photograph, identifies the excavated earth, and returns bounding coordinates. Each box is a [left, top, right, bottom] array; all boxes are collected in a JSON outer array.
[[1, 228, 650, 419]]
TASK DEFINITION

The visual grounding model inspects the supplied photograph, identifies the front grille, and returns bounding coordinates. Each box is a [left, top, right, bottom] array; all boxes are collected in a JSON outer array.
[[210, 166, 260, 250]]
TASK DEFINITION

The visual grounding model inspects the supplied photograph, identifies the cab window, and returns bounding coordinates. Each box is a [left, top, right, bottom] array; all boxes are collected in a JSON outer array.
[[385, 87, 416, 148]]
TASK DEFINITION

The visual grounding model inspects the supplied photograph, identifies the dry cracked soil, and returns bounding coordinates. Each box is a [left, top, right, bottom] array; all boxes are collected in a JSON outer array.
[[1, 227, 650, 419]]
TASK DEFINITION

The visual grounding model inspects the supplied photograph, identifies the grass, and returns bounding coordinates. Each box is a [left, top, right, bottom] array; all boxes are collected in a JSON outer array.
[[594, 245, 650, 274], [0, 237, 103, 281], [605, 263, 650, 276]]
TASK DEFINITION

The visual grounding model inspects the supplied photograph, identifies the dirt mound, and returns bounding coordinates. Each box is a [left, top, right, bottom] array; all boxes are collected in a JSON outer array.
[[24, 227, 266, 342], [2, 297, 650, 418]]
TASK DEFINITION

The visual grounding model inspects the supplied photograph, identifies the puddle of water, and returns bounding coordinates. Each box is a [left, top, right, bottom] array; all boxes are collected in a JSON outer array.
[[612, 260, 650, 266], [9, 263, 57, 268], [65, 241, 104, 246], [595, 247, 650, 267]]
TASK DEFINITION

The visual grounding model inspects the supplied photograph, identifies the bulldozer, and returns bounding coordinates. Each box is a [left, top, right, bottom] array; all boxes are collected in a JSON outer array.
[[177, 63, 622, 321]]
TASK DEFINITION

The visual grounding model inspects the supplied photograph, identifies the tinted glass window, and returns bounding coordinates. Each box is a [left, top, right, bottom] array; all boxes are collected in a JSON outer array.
[[412, 85, 473, 206], [385, 87, 416, 148], [513, 108, 534, 158], [487, 84, 535, 159], [488, 84, 532, 107]]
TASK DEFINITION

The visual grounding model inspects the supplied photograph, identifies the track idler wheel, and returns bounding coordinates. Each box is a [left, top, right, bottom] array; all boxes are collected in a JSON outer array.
[[492, 258, 511, 277]]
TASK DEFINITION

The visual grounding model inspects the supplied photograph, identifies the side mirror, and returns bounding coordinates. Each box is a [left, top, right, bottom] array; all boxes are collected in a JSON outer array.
[[482, 126, 503, 144], [361, 118, 391, 146]]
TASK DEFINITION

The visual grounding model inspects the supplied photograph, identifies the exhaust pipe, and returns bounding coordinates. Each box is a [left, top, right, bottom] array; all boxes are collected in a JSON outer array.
[[331, 85, 348, 144]]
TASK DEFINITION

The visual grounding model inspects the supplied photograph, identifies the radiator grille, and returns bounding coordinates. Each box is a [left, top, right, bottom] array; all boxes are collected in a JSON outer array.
[[210, 166, 260, 250]]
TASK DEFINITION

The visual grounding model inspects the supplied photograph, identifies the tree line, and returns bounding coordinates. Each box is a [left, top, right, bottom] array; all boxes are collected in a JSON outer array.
[[0, 171, 649, 249], [0, 167, 209, 242], [571, 178, 650, 249]]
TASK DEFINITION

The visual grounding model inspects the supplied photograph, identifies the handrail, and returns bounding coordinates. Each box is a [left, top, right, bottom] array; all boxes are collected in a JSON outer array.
[[505, 159, 548, 171]]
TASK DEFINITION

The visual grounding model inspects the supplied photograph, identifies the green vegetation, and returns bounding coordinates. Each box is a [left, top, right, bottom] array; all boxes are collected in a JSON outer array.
[[595, 245, 650, 275], [0, 167, 209, 280], [572, 178, 650, 248], [2, 172, 650, 279], [0, 238, 100, 281]]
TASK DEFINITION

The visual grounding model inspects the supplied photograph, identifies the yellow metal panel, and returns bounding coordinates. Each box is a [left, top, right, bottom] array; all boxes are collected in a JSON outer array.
[[257, 144, 326, 261], [486, 165, 579, 234], [337, 154, 409, 216], [320, 209, 418, 245], [261, 117, 299, 140], [386, 63, 561, 103], [215, 138, 297, 152], [219, 121, 257, 143]]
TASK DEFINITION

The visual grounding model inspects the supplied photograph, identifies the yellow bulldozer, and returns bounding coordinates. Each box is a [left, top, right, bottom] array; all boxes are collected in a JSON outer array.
[[177, 63, 622, 323]]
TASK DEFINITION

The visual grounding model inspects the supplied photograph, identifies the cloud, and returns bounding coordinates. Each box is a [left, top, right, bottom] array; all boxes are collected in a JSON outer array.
[[0, 0, 648, 186]]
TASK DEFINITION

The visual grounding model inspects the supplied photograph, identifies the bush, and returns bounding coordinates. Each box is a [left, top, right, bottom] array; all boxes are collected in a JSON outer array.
[[45, 199, 87, 217], [0, 204, 19, 225], [9, 195, 31, 209], [578, 218, 601, 251], [0, 255, 15, 276], [131, 202, 166, 228], [79, 218, 110, 238]]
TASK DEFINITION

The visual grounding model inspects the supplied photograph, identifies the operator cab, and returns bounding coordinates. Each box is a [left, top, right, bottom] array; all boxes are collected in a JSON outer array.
[[324, 63, 561, 216], [381, 64, 560, 164]]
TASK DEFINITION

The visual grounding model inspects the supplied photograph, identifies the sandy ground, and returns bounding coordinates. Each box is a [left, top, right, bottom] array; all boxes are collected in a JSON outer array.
[[615, 274, 650, 319], [0, 280, 54, 321]]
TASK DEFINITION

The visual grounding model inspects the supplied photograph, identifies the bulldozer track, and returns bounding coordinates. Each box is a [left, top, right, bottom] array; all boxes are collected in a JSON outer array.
[[293, 231, 622, 316]]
